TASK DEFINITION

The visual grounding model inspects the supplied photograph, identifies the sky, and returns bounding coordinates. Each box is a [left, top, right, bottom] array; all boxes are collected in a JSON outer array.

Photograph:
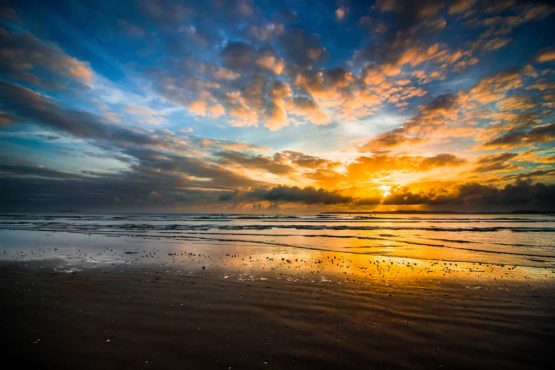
[[0, 0, 554, 212]]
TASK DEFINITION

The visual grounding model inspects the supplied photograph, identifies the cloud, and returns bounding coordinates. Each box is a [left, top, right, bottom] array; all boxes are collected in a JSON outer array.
[[264, 80, 291, 130], [248, 23, 285, 41], [362, 132, 424, 151], [0, 111, 16, 126], [420, 153, 467, 168], [467, 70, 522, 104], [382, 189, 429, 205], [484, 123, 555, 148], [0, 28, 93, 88], [0, 169, 226, 210], [0, 81, 272, 196], [0, 81, 161, 147], [449, 0, 477, 14], [256, 50, 285, 74], [481, 37, 510, 50], [502, 169, 555, 182], [0, 163, 85, 179], [220, 179, 555, 209], [335, 7, 347, 21], [148, 36, 318, 130], [431, 180, 555, 207], [473, 152, 519, 172], [200, 139, 270, 153], [217, 151, 293, 175], [376, 0, 444, 18], [536, 50, 555, 63], [383, 180, 555, 208], [288, 96, 331, 125], [359, 64, 550, 153], [221, 42, 257, 71], [346, 153, 467, 179], [292, 65, 427, 122], [360, 93, 460, 150], [360, 1, 465, 79], [278, 151, 332, 168], [133, 1, 550, 132], [360, 1, 553, 86], [279, 29, 327, 68], [220, 186, 353, 205]]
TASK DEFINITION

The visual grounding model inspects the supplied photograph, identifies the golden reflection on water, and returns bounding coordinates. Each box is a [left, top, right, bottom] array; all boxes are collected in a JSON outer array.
[[174, 239, 555, 283]]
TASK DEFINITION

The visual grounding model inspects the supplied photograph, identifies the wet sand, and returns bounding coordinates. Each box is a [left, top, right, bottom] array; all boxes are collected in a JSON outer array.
[[1, 260, 554, 370]]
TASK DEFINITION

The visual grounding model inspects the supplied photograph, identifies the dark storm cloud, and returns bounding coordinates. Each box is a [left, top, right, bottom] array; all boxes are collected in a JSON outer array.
[[220, 179, 555, 208], [384, 180, 555, 207], [0, 172, 223, 210], [0, 152, 267, 210], [433, 180, 555, 206], [220, 186, 353, 205]]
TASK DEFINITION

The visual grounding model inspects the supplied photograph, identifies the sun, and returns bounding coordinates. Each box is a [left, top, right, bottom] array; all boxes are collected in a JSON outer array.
[[378, 185, 391, 198]]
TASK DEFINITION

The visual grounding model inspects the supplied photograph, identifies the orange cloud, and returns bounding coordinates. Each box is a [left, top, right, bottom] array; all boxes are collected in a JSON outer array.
[[536, 50, 555, 63]]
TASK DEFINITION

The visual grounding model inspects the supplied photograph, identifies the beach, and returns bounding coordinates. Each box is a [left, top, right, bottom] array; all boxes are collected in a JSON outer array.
[[1, 214, 554, 369]]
